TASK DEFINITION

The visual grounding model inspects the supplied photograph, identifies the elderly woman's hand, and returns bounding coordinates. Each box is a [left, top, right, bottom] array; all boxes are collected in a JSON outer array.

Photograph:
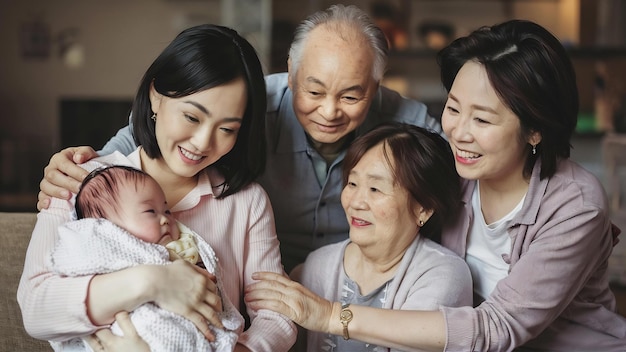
[[85, 311, 150, 352], [245, 271, 336, 333]]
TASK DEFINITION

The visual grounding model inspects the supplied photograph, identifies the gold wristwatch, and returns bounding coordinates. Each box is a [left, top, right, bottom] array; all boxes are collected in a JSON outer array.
[[340, 303, 353, 340]]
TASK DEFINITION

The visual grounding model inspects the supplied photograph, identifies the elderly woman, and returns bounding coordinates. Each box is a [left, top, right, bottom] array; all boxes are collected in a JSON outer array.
[[247, 122, 472, 351]]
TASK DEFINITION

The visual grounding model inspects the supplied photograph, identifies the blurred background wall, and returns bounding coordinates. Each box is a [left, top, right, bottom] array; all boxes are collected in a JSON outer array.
[[0, 0, 220, 201]]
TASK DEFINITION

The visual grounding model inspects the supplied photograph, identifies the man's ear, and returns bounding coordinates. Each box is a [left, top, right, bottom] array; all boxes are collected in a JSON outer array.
[[149, 81, 162, 114], [287, 58, 294, 91]]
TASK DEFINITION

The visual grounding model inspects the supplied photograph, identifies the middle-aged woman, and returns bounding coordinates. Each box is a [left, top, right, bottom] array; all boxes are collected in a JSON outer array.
[[17, 24, 296, 352], [289, 122, 472, 351], [245, 19, 626, 351]]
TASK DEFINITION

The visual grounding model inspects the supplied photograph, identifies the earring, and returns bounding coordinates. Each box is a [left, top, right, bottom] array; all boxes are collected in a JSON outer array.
[[150, 113, 156, 121], [532, 144, 537, 155], [418, 220, 424, 227]]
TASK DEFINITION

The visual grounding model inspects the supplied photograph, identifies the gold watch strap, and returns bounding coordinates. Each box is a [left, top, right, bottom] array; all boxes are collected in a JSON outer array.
[[339, 303, 353, 340]]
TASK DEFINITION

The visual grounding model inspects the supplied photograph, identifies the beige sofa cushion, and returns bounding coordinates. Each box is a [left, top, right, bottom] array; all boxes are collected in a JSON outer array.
[[0, 212, 50, 351]]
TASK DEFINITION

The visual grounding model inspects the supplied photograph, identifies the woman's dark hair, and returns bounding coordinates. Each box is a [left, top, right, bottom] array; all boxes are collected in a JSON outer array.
[[132, 24, 267, 198], [342, 122, 461, 241], [437, 19, 578, 179]]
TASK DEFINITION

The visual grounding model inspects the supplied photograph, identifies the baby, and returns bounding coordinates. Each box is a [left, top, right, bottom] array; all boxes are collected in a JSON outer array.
[[49, 165, 242, 352]]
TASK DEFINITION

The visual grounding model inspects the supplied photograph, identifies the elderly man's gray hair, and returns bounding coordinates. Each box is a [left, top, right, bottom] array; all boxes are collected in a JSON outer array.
[[288, 4, 389, 82]]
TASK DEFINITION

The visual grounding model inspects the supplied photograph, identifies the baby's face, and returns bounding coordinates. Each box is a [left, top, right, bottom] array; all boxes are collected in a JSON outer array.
[[109, 178, 180, 245]]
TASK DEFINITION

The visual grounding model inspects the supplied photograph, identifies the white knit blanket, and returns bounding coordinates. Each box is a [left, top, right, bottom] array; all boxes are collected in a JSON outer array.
[[49, 218, 243, 352]]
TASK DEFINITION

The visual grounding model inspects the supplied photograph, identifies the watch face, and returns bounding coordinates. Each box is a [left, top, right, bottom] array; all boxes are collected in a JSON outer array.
[[340, 309, 353, 321]]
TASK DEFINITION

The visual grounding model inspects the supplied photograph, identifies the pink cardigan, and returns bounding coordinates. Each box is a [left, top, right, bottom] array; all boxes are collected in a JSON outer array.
[[441, 159, 626, 351], [301, 237, 473, 351], [17, 150, 296, 352]]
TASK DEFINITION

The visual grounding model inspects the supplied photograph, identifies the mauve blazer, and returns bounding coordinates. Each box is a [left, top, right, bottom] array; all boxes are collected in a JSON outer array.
[[440, 158, 626, 351]]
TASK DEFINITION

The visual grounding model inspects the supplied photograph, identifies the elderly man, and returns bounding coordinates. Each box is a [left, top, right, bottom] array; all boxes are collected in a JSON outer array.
[[37, 5, 441, 273]]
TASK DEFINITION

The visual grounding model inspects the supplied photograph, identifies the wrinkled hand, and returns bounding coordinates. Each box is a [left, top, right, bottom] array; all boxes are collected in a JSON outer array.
[[154, 260, 223, 341], [85, 311, 149, 352], [245, 271, 333, 333], [37, 146, 97, 210]]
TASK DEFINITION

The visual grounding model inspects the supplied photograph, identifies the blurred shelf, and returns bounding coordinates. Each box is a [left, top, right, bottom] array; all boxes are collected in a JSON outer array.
[[388, 47, 626, 60], [567, 47, 626, 58]]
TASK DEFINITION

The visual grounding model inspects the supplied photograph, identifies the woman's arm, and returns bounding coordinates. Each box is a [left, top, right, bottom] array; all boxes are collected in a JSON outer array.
[[245, 271, 447, 352], [237, 185, 297, 351], [87, 260, 221, 335], [18, 207, 95, 340]]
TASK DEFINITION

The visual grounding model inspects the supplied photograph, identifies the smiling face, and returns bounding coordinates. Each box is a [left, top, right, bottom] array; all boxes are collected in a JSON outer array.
[[288, 24, 379, 149], [148, 76, 247, 179], [441, 61, 540, 187], [107, 177, 180, 246], [341, 142, 430, 256]]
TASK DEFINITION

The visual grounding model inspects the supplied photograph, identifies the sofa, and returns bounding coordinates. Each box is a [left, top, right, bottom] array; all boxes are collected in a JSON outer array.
[[0, 212, 50, 351]]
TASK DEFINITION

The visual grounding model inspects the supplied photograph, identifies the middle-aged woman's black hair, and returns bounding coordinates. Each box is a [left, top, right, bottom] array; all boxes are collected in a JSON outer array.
[[342, 122, 461, 242], [131, 24, 267, 198], [437, 19, 579, 179]]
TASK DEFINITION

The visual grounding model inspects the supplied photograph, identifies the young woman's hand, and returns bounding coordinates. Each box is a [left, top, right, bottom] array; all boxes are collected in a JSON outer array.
[[152, 259, 223, 340], [37, 146, 96, 210], [85, 311, 150, 352], [88, 261, 223, 343], [245, 271, 334, 333]]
